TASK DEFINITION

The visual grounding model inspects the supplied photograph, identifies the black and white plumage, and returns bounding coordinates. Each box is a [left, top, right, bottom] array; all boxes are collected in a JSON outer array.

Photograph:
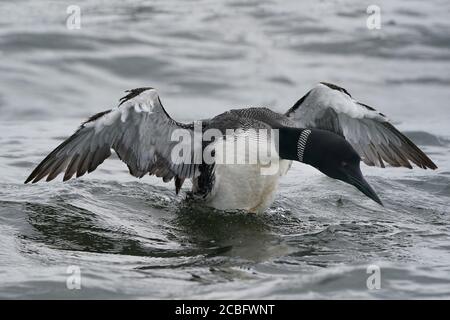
[[286, 82, 437, 169], [25, 88, 201, 185], [25, 83, 437, 213]]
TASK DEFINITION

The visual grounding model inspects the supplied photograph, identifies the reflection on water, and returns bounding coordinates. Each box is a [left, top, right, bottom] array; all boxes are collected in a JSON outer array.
[[0, 0, 450, 299]]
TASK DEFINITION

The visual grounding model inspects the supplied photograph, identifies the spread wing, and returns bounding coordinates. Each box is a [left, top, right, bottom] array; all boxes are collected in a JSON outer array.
[[25, 87, 201, 185], [285, 82, 437, 169]]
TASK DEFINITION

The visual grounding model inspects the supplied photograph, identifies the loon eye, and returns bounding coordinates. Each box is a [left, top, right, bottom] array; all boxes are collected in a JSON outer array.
[[341, 161, 348, 167]]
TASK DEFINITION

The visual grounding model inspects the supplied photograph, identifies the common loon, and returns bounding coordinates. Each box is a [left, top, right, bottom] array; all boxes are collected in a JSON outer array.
[[25, 83, 437, 213]]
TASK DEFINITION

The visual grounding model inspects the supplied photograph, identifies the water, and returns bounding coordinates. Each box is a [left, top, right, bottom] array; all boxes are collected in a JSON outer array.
[[0, 0, 449, 299]]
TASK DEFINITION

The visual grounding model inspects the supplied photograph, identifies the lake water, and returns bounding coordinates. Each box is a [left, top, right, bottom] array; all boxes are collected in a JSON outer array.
[[0, 0, 449, 299]]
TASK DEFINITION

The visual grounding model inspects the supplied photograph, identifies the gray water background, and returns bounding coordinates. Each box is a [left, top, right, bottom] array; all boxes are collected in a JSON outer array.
[[0, 0, 449, 299]]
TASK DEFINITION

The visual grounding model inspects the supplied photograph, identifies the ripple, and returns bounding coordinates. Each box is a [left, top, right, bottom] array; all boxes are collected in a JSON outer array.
[[1, 0, 450, 299], [404, 131, 449, 146]]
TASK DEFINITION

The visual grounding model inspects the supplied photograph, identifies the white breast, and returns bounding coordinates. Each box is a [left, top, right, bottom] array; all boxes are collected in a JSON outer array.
[[203, 131, 291, 213]]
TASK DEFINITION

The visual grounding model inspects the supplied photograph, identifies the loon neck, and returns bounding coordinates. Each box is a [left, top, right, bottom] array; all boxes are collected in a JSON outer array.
[[278, 127, 312, 163]]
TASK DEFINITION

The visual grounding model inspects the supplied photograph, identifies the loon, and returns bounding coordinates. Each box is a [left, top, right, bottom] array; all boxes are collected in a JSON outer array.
[[25, 83, 437, 213]]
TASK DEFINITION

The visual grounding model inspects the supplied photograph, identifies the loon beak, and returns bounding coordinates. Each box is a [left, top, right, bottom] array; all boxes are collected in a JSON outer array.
[[345, 167, 383, 206]]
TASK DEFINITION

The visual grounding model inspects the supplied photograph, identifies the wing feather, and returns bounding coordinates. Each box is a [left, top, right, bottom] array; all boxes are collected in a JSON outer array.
[[25, 88, 200, 184], [286, 83, 437, 170]]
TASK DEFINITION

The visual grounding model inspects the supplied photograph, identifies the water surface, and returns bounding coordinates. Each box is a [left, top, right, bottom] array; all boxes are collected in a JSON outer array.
[[0, 0, 449, 299]]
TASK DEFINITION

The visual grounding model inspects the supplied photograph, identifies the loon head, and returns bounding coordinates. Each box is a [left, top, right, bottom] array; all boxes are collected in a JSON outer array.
[[278, 127, 383, 206]]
